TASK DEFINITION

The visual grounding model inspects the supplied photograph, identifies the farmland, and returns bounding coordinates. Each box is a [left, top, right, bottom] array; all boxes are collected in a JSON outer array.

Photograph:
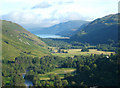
[[51, 48, 115, 57], [38, 68, 76, 80]]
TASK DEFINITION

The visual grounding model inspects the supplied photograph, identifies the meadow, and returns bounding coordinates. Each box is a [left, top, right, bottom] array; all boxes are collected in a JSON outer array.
[[51, 48, 115, 57], [38, 68, 76, 80]]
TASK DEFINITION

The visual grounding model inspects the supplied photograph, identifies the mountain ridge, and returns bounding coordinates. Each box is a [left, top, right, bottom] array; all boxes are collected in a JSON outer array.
[[29, 20, 88, 37], [70, 13, 119, 44]]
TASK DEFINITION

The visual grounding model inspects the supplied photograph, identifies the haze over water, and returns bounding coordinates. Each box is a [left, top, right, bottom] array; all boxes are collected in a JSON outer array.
[[36, 34, 62, 38]]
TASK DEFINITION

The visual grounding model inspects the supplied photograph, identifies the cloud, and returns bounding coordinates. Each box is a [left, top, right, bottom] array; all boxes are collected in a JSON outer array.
[[32, 2, 51, 9], [31, 0, 73, 9], [2, 10, 61, 28], [57, 0, 73, 5], [1, 0, 119, 29], [2, 8, 89, 29]]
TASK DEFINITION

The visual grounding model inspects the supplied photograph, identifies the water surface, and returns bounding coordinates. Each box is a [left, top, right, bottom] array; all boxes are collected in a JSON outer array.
[[36, 34, 62, 38], [24, 80, 33, 86], [22, 72, 33, 87]]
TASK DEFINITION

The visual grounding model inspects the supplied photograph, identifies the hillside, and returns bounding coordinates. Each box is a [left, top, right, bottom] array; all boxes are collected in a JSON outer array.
[[70, 13, 119, 44], [2, 20, 49, 61], [29, 20, 88, 37]]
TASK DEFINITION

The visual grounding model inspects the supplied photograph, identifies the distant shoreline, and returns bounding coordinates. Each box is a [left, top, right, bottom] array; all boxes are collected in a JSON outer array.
[[48, 37, 70, 39], [36, 34, 70, 39]]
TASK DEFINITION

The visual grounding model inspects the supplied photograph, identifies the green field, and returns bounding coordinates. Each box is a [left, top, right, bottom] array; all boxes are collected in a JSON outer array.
[[51, 48, 115, 57], [38, 68, 76, 80]]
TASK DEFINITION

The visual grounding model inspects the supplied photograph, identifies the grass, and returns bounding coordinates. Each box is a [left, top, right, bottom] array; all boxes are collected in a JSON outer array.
[[51, 49, 115, 57], [38, 68, 76, 80], [2, 20, 49, 60]]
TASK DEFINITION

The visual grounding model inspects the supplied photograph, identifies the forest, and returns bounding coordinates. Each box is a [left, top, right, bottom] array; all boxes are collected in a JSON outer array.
[[2, 52, 119, 87], [41, 38, 118, 52]]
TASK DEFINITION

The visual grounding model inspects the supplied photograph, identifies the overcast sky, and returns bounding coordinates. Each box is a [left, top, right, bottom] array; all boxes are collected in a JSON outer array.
[[0, 0, 119, 28]]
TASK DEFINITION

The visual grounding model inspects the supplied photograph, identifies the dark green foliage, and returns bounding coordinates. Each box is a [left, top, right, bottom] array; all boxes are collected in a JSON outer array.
[[40, 38, 71, 47], [41, 38, 117, 53], [49, 74, 55, 81], [81, 48, 89, 52], [70, 13, 119, 44], [65, 54, 118, 86], [2, 60, 26, 86], [2, 52, 118, 87], [4, 41, 9, 44], [57, 49, 61, 53], [2, 55, 66, 86], [41, 38, 92, 50], [96, 43, 118, 52], [62, 80, 69, 86], [38, 75, 69, 87]]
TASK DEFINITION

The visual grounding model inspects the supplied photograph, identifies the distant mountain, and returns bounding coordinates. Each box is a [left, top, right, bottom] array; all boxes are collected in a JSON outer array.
[[71, 22, 90, 36], [2, 20, 49, 60], [70, 13, 119, 44], [29, 20, 88, 37]]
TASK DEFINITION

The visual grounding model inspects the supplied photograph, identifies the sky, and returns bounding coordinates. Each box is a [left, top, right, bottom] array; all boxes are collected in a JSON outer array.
[[0, 0, 119, 29]]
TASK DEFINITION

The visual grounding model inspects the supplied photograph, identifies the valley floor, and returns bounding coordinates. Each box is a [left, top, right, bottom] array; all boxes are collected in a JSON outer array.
[[38, 68, 76, 80], [51, 48, 115, 57]]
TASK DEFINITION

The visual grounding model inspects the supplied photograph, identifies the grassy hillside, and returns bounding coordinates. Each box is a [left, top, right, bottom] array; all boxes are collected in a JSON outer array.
[[70, 13, 119, 44], [2, 20, 49, 60]]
